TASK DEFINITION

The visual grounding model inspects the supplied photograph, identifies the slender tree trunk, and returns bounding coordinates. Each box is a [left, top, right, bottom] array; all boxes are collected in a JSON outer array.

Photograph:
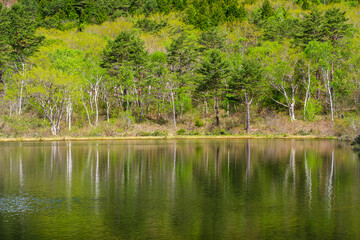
[[18, 80, 23, 115], [316, 69, 321, 100], [215, 97, 219, 127], [290, 102, 295, 122], [227, 100, 229, 117], [67, 98, 72, 131], [106, 99, 110, 123], [51, 123, 57, 136], [180, 103, 183, 121], [17, 64, 26, 116], [304, 65, 311, 120], [137, 87, 142, 122], [204, 99, 208, 115], [326, 69, 334, 122], [245, 92, 251, 133], [82, 97, 93, 127], [170, 89, 176, 128], [94, 81, 100, 127]]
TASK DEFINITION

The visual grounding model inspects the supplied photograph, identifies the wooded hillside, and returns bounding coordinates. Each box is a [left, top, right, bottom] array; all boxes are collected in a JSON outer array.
[[1, 0, 360, 138]]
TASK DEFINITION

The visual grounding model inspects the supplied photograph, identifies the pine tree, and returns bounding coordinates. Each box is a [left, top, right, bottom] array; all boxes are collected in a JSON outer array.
[[166, 33, 198, 76], [296, 9, 324, 48], [197, 49, 230, 126], [6, 4, 45, 65], [261, 0, 274, 20], [322, 8, 351, 46], [198, 27, 226, 52], [229, 58, 262, 133], [101, 30, 148, 121]]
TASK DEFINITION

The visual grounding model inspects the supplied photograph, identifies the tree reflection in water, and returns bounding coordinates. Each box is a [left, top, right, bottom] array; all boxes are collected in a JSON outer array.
[[0, 139, 358, 239]]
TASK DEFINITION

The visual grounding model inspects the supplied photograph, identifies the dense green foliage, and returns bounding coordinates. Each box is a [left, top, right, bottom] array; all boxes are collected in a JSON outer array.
[[1, 0, 360, 137]]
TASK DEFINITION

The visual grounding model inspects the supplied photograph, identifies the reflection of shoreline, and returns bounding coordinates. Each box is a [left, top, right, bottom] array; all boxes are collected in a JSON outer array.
[[0, 139, 358, 239], [0, 135, 338, 142]]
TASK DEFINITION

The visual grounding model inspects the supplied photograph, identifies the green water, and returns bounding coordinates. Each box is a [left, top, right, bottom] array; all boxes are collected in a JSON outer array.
[[0, 139, 359, 239]]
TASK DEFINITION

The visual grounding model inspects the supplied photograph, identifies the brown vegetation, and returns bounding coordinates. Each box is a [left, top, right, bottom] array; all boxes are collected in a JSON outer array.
[[0, 0, 16, 8]]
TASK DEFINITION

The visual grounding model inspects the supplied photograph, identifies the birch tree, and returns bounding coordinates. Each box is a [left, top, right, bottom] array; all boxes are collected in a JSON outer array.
[[262, 41, 302, 122], [27, 66, 80, 135]]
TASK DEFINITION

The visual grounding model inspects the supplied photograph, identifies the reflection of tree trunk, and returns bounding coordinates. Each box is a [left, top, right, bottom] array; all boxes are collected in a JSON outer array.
[[304, 150, 312, 209], [291, 147, 295, 184], [284, 147, 296, 187], [245, 92, 252, 133], [328, 149, 335, 211], [95, 146, 99, 192], [95, 144, 100, 215], [67, 142, 72, 202], [216, 147, 220, 178], [246, 139, 251, 181], [107, 144, 110, 179], [19, 155, 23, 188], [172, 143, 176, 184], [215, 97, 219, 127]]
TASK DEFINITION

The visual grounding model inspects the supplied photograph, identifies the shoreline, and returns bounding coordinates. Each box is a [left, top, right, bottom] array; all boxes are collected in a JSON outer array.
[[0, 135, 338, 142]]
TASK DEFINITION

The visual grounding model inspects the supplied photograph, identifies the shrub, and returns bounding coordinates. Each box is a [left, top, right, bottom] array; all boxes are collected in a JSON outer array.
[[305, 99, 322, 122], [176, 128, 186, 135], [194, 118, 204, 127]]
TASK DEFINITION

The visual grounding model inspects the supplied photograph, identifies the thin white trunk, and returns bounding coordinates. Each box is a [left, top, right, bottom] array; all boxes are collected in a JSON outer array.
[[18, 80, 24, 115], [170, 89, 176, 128], [82, 97, 93, 127], [67, 98, 72, 131], [204, 100, 208, 115], [106, 99, 110, 123], [94, 83, 99, 126], [304, 65, 311, 120], [326, 69, 334, 122], [227, 101, 229, 117], [18, 63, 26, 115]]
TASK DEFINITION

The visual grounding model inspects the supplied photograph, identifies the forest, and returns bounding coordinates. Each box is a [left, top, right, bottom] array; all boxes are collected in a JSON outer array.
[[0, 0, 359, 138]]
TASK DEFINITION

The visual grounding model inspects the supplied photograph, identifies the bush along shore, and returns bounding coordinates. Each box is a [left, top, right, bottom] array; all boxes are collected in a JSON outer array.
[[1, 1, 360, 140]]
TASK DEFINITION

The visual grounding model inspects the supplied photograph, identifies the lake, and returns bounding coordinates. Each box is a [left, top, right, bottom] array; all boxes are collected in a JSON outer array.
[[0, 139, 359, 239]]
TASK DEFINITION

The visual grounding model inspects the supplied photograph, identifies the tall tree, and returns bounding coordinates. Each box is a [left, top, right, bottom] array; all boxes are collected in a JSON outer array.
[[261, 41, 302, 122], [166, 32, 197, 126], [198, 27, 226, 52], [229, 58, 262, 133], [322, 8, 351, 47], [197, 49, 230, 126], [296, 9, 324, 48], [6, 4, 44, 65], [101, 30, 148, 121]]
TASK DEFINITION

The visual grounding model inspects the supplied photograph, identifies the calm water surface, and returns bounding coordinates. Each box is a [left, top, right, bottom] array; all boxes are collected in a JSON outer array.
[[0, 139, 359, 239]]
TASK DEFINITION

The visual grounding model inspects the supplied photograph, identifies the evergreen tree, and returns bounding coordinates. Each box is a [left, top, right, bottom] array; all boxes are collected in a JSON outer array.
[[101, 30, 148, 72], [0, 4, 9, 84], [261, 0, 274, 20], [197, 49, 230, 126], [322, 8, 352, 46], [101, 30, 148, 121], [6, 4, 45, 65], [296, 9, 324, 48], [198, 27, 227, 52], [229, 58, 262, 133], [167, 33, 198, 76]]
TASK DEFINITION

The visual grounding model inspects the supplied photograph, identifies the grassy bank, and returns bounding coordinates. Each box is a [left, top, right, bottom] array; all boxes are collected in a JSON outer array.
[[0, 109, 357, 141], [0, 135, 338, 142]]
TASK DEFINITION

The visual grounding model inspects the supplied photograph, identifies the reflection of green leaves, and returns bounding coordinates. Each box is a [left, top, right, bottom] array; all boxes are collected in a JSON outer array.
[[306, 151, 322, 170]]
